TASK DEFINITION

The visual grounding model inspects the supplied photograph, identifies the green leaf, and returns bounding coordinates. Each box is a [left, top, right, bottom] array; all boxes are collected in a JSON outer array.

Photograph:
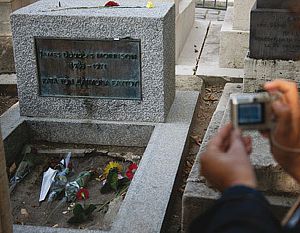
[[68, 204, 96, 224], [73, 204, 84, 216], [117, 177, 130, 191], [67, 216, 82, 224], [107, 168, 118, 191], [84, 204, 96, 215], [100, 182, 112, 194]]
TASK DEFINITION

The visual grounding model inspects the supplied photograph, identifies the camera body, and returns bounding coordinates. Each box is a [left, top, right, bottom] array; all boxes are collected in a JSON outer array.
[[230, 92, 274, 130]]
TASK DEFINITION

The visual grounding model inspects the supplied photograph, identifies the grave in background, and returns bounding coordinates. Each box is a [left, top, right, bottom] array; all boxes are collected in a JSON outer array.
[[0, 0, 38, 73], [157, 0, 196, 61], [244, 0, 300, 92], [219, 0, 255, 68], [3, 0, 200, 232]]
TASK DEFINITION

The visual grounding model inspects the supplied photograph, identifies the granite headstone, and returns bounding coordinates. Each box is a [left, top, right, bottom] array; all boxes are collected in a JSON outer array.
[[249, 0, 300, 60], [11, 0, 175, 123]]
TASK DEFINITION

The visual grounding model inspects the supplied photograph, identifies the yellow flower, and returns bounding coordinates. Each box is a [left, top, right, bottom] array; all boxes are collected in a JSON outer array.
[[103, 161, 122, 177], [146, 1, 154, 8]]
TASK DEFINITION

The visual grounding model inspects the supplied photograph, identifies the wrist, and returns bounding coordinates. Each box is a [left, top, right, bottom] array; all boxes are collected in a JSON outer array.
[[225, 179, 257, 191]]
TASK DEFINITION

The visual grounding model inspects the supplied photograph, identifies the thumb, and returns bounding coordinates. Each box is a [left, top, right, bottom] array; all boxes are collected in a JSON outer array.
[[229, 129, 246, 153], [272, 101, 291, 134]]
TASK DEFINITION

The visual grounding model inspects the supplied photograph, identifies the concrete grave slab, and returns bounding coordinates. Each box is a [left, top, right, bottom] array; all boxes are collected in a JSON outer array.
[[2, 91, 199, 233], [195, 20, 244, 83], [177, 20, 209, 66]]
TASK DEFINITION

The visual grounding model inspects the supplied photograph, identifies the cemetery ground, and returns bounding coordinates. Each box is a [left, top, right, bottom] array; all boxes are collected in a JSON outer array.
[[10, 144, 144, 230]]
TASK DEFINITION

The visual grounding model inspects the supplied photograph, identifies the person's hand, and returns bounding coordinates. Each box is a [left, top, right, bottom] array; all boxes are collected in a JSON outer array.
[[264, 80, 300, 182], [289, 1, 300, 30], [200, 123, 256, 192]]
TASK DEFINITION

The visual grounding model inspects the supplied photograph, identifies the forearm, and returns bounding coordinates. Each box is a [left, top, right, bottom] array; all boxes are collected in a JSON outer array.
[[189, 185, 282, 233]]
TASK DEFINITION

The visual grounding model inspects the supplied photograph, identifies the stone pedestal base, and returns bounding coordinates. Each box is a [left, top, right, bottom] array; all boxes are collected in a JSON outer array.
[[243, 55, 300, 92], [219, 7, 250, 68], [175, 0, 195, 61]]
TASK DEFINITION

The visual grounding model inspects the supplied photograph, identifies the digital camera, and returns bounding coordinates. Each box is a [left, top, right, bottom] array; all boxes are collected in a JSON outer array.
[[230, 92, 275, 130]]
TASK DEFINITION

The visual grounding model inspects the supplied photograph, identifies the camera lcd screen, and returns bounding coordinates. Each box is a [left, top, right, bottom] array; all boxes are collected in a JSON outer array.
[[238, 103, 264, 125]]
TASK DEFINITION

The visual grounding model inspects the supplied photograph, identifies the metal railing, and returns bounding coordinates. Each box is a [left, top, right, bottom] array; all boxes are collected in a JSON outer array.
[[196, 0, 229, 10]]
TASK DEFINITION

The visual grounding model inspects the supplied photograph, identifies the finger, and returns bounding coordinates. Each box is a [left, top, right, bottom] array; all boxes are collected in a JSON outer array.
[[272, 101, 292, 135], [264, 80, 299, 109], [242, 136, 252, 155], [259, 130, 270, 139], [228, 129, 248, 154], [209, 123, 233, 149]]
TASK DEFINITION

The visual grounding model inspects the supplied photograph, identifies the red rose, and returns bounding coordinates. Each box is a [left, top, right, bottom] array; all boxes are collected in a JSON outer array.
[[104, 1, 120, 7], [126, 163, 138, 180], [76, 188, 89, 200]]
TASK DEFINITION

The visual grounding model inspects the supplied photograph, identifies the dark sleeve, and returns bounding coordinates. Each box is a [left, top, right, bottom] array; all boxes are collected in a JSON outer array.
[[189, 185, 282, 233]]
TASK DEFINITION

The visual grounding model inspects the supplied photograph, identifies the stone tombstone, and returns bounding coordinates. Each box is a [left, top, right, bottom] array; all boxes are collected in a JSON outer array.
[[11, 0, 175, 123], [249, 0, 300, 60]]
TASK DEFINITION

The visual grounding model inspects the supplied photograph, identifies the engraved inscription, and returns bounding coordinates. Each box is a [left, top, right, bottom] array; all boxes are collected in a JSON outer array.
[[250, 12, 300, 60], [35, 38, 142, 100], [253, 17, 300, 51]]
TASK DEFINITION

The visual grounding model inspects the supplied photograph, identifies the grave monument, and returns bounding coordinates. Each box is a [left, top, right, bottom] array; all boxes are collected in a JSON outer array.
[[219, 0, 255, 68], [5, 0, 200, 232], [11, 0, 175, 122], [244, 0, 300, 92]]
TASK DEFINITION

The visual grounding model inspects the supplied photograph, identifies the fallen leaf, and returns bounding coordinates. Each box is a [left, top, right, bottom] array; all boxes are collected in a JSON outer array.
[[179, 188, 185, 193], [203, 94, 218, 101], [186, 161, 193, 169], [9, 163, 17, 176], [190, 135, 202, 146], [21, 208, 29, 218]]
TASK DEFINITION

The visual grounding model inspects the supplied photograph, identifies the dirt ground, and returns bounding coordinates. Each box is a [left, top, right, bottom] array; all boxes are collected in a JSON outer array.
[[162, 84, 224, 233], [0, 95, 18, 115], [9, 144, 144, 230]]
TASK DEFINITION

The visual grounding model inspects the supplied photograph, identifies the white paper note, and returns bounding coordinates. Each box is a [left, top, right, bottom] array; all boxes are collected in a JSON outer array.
[[39, 168, 58, 202]]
